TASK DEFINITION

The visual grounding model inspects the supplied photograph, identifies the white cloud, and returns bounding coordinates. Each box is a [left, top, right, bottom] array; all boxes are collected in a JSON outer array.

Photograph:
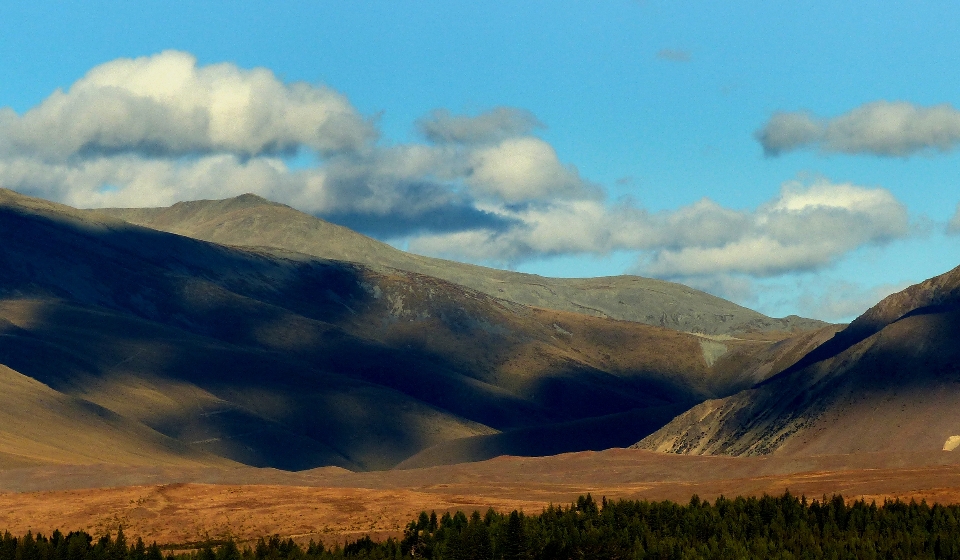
[[466, 138, 598, 202], [0, 54, 597, 233], [647, 180, 909, 277], [757, 101, 960, 157], [409, 199, 732, 264], [0, 50, 375, 160], [0, 51, 921, 305], [0, 153, 301, 209], [418, 107, 542, 145], [755, 111, 822, 155], [410, 179, 910, 276], [0, 148, 511, 238], [647, 199, 751, 250]]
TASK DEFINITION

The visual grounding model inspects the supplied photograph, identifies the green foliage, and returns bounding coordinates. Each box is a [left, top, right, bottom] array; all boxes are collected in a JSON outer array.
[[0, 529, 164, 560], [7, 493, 960, 559]]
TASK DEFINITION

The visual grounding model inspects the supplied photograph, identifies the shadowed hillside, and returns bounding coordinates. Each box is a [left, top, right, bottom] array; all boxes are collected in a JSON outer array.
[[90, 195, 825, 336], [0, 189, 829, 470], [0, 361, 236, 469], [636, 264, 960, 457]]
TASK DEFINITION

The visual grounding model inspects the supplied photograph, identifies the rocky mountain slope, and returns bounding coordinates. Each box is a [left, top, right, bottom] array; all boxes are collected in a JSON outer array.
[[91, 195, 824, 336], [0, 188, 830, 470], [635, 265, 960, 456]]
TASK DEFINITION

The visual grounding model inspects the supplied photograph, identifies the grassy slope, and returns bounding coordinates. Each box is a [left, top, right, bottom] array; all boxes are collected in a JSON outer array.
[[0, 189, 827, 469], [0, 361, 235, 469], [91, 195, 825, 335], [636, 264, 960, 456]]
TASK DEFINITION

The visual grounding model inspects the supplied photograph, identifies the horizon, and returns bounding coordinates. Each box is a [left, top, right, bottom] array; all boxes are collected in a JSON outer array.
[[2, 2, 959, 321]]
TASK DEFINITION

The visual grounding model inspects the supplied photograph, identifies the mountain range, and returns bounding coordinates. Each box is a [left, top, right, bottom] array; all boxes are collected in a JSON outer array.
[[5, 187, 956, 474], [92, 195, 823, 335], [0, 188, 838, 471]]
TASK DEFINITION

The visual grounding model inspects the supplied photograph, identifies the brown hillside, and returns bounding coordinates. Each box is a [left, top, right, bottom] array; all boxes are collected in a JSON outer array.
[[0, 189, 825, 469], [636, 265, 960, 457], [0, 362, 234, 469], [90, 195, 825, 335]]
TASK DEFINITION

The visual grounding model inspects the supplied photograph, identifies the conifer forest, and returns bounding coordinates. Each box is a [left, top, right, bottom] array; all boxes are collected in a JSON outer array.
[[6, 493, 960, 559]]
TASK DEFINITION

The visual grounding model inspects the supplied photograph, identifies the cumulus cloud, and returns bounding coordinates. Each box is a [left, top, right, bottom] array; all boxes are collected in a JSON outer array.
[[418, 107, 542, 144], [757, 101, 960, 157], [0, 53, 601, 233], [466, 138, 598, 202], [0, 153, 297, 209], [410, 199, 720, 264], [411, 202, 641, 266], [0, 50, 375, 160], [641, 180, 909, 277], [0, 51, 919, 302], [755, 111, 822, 156], [411, 179, 910, 275], [416, 109, 597, 203], [0, 147, 513, 237]]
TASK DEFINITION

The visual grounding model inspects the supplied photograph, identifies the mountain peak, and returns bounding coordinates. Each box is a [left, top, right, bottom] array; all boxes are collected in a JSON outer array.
[[88, 193, 827, 336], [228, 192, 271, 204], [166, 192, 286, 212]]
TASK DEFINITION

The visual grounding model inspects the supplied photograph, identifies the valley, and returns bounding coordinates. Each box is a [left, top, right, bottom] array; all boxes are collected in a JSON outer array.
[[0, 189, 831, 471], [1, 189, 959, 548]]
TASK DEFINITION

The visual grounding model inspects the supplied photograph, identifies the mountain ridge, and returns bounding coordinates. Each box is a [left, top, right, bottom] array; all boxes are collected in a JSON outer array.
[[0, 188, 831, 470], [635, 264, 960, 457], [89, 194, 826, 336]]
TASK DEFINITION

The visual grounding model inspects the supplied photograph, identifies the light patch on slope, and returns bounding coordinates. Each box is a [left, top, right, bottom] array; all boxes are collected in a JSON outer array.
[[698, 339, 728, 367]]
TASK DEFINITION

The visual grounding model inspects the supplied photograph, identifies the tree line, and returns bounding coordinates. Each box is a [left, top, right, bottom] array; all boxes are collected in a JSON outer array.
[[5, 492, 960, 559]]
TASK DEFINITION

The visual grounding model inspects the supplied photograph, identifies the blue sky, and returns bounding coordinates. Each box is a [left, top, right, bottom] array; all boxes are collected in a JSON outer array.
[[2, 1, 959, 321]]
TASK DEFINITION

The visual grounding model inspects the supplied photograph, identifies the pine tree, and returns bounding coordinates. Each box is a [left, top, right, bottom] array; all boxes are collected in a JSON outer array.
[[501, 511, 525, 560]]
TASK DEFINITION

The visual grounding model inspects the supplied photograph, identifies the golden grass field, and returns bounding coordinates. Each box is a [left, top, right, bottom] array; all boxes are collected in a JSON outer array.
[[4, 191, 960, 551], [4, 448, 960, 547]]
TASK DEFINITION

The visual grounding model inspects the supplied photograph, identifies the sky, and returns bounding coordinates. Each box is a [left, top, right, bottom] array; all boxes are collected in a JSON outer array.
[[1, 1, 959, 322]]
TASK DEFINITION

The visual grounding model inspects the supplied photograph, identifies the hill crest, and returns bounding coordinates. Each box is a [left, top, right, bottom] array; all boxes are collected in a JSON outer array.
[[90, 193, 826, 336], [1, 188, 833, 470]]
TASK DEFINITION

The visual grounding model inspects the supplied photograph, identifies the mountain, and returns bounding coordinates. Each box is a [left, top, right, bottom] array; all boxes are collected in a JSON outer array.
[[0, 361, 235, 469], [90, 195, 825, 336], [0, 189, 828, 471], [635, 265, 960, 456]]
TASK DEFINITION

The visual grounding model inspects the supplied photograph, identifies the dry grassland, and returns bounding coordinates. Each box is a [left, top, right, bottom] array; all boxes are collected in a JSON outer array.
[[3, 449, 960, 546]]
